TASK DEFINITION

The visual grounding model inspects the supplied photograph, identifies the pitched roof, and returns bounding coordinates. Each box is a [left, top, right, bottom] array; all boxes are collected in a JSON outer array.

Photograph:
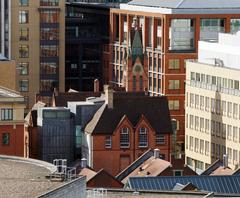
[[54, 92, 101, 107], [85, 92, 172, 135], [127, 175, 240, 194], [79, 168, 97, 182], [128, 0, 240, 9]]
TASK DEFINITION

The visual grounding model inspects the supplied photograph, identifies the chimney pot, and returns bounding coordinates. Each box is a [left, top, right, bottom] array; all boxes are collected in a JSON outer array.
[[81, 158, 87, 168], [154, 148, 160, 159], [104, 85, 113, 109], [94, 79, 100, 93], [223, 154, 228, 169]]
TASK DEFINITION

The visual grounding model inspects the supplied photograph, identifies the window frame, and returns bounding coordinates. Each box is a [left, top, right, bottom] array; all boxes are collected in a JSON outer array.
[[120, 127, 130, 148], [138, 127, 148, 148]]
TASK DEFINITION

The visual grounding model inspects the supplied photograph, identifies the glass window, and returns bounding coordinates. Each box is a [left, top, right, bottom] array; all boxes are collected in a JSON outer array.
[[19, 62, 29, 75], [19, 45, 29, 58], [40, 80, 57, 92], [1, 109, 13, 121], [139, 76, 143, 91], [40, 28, 59, 40], [40, 10, 59, 23], [169, 80, 180, 90], [19, 27, 29, 41], [40, 0, 59, 6], [2, 133, 10, 145], [169, 59, 180, 69], [169, 100, 180, 110], [173, 170, 182, 176], [19, 0, 29, 6], [40, 45, 58, 57], [156, 134, 165, 145], [120, 127, 130, 148], [105, 136, 112, 148], [19, 11, 29, 24], [139, 127, 148, 148], [40, 62, 57, 75], [230, 19, 240, 34], [19, 80, 29, 92]]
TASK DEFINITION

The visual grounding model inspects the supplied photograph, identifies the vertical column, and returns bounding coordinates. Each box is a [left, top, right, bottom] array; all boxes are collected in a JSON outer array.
[[153, 17, 158, 50], [164, 16, 170, 54], [195, 17, 200, 52], [225, 16, 231, 33], [1, 0, 5, 56]]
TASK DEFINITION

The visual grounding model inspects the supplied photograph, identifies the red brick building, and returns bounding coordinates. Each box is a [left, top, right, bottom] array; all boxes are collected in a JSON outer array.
[[0, 87, 26, 157], [109, 0, 240, 154], [85, 87, 172, 176]]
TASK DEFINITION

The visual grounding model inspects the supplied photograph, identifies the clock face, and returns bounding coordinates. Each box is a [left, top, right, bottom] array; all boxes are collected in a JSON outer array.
[[133, 64, 143, 75]]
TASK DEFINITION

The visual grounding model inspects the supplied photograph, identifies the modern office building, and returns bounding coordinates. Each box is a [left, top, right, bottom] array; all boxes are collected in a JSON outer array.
[[9, 0, 65, 109], [109, 0, 240, 153], [65, 1, 130, 92], [185, 33, 240, 173]]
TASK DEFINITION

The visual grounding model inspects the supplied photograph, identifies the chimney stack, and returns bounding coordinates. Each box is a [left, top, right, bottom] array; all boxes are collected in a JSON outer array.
[[223, 154, 228, 169], [104, 85, 113, 109], [81, 158, 87, 168], [154, 148, 160, 159], [94, 79, 99, 93]]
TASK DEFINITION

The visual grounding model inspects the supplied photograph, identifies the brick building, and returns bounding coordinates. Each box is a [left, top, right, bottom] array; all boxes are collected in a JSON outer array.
[[85, 87, 172, 176], [109, 0, 240, 154], [0, 86, 26, 157]]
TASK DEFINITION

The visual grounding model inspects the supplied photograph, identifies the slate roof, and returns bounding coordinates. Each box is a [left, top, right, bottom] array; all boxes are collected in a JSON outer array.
[[85, 92, 173, 135], [128, 0, 240, 9], [127, 175, 240, 194], [54, 92, 101, 107]]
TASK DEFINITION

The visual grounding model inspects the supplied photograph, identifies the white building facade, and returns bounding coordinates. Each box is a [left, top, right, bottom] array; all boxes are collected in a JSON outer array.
[[185, 33, 240, 173]]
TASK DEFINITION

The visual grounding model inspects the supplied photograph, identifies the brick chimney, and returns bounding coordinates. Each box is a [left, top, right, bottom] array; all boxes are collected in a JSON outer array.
[[104, 85, 113, 109], [94, 79, 99, 93]]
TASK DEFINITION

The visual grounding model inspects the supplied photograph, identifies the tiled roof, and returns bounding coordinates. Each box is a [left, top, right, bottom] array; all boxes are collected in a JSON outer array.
[[128, 0, 240, 9], [85, 92, 173, 135], [127, 175, 240, 194]]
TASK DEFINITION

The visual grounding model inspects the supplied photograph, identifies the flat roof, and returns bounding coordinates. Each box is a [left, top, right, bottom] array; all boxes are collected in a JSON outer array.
[[121, 0, 240, 14], [0, 156, 64, 198]]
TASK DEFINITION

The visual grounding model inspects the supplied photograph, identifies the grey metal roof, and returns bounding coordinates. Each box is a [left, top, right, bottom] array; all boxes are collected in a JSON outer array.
[[128, 0, 240, 9], [127, 175, 240, 194]]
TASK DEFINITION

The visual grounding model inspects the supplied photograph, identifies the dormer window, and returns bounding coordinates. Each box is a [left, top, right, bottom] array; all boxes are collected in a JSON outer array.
[[139, 127, 148, 148], [120, 127, 130, 148]]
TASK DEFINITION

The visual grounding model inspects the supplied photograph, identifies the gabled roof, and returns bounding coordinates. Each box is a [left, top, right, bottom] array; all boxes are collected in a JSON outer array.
[[127, 175, 240, 194], [85, 92, 172, 135], [128, 0, 240, 9]]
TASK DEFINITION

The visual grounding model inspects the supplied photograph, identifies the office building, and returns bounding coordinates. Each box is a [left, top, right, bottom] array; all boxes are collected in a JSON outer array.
[[185, 33, 240, 173]]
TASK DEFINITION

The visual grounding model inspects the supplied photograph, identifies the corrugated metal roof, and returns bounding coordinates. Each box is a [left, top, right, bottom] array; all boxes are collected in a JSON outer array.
[[128, 0, 240, 9], [127, 175, 240, 194]]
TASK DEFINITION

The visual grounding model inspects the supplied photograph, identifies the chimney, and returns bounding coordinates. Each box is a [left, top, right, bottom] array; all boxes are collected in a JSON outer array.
[[81, 158, 87, 168], [94, 79, 99, 93], [154, 148, 160, 159], [104, 85, 113, 109], [223, 154, 228, 169]]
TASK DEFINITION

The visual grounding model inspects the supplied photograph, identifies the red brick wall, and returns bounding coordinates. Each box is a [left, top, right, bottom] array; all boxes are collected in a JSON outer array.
[[0, 124, 25, 157], [92, 116, 171, 176], [28, 126, 39, 159]]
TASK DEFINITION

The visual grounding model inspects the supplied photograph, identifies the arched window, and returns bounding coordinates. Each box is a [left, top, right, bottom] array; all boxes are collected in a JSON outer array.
[[120, 127, 130, 148], [139, 127, 148, 147], [133, 76, 136, 91], [139, 75, 143, 91]]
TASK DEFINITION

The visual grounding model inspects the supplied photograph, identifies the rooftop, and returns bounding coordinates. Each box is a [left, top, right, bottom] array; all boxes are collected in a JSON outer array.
[[120, 0, 240, 14], [0, 155, 64, 198]]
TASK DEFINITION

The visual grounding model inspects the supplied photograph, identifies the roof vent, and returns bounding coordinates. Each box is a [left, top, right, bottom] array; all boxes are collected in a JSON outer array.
[[223, 154, 228, 169], [154, 148, 160, 159], [81, 158, 87, 168]]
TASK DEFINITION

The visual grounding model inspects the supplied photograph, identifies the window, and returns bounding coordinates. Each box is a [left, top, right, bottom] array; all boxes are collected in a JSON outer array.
[[222, 101, 226, 115], [194, 138, 199, 152], [200, 139, 204, 154], [19, 11, 29, 24], [173, 170, 182, 176], [169, 80, 180, 90], [139, 127, 148, 147], [105, 136, 112, 148], [19, 80, 29, 92], [139, 76, 143, 91], [19, 0, 28, 6], [156, 134, 165, 145], [19, 45, 29, 58], [222, 123, 226, 139], [200, 96, 204, 110], [40, 28, 59, 40], [19, 27, 29, 41], [233, 127, 238, 142], [205, 119, 209, 134], [227, 125, 232, 140], [120, 127, 130, 148], [2, 133, 10, 145], [169, 100, 180, 110], [133, 76, 136, 91], [41, 62, 57, 75], [169, 59, 180, 69], [233, 103, 238, 119], [190, 136, 193, 151], [227, 102, 232, 117], [40, 0, 59, 6], [205, 141, 209, 156], [1, 109, 13, 121], [40, 10, 59, 23], [19, 62, 29, 75], [205, 97, 210, 111], [40, 45, 58, 57]]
